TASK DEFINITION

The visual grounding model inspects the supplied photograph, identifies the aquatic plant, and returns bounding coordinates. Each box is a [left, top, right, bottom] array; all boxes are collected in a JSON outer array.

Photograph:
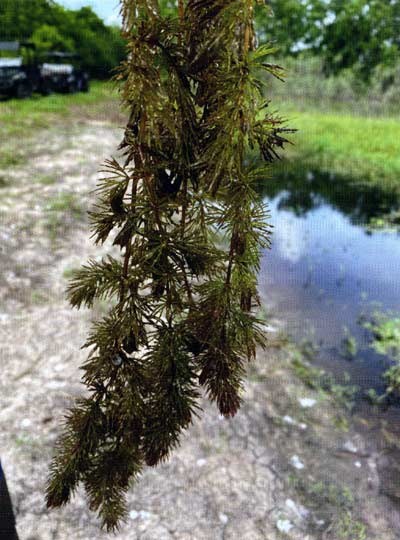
[[46, 0, 291, 530], [363, 312, 400, 399]]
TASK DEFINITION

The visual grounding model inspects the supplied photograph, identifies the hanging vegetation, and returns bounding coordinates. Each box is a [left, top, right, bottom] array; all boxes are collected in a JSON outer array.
[[46, 0, 292, 531]]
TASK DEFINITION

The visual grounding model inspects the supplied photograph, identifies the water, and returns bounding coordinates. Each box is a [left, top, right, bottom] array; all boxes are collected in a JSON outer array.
[[259, 168, 400, 396]]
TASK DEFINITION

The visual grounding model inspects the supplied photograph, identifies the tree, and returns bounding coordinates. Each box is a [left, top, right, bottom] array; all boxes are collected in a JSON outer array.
[[255, 0, 312, 54], [31, 24, 73, 54], [317, 0, 399, 80], [254, 0, 399, 81], [46, 0, 291, 531], [0, 0, 126, 79]]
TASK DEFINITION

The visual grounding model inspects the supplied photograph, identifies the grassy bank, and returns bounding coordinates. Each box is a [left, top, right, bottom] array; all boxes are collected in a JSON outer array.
[[0, 81, 122, 138], [0, 81, 123, 170], [273, 98, 400, 191], [267, 56, 400, 188]]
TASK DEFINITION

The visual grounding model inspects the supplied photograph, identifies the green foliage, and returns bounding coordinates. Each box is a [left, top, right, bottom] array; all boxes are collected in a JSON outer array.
[[255, 0, 399, 80], [291, 351, 358, 412], [290, 475, 366, 539], [46, 0, 291, 531], [270, 103, 400, 192], [363, 315, 400, 357], [44, 192, 84, 241], [255, 0, 312, 55], [0, 0, 126, 78], [0, 82, 119, 142], [362, 313, 400, 398], [31, 23, 73, 54], [337, 511, 367, 540], [289, 474, 355, 516], [317, 0, 399, 81], [341, 327, 358, 360], [264, 56, 390, 113]]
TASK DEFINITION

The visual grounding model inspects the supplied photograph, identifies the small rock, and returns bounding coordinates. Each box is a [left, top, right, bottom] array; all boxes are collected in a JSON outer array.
[[20, 418, 32, 428], [285, 499, 309, 519], [129, 510, 139, 520], [343, 440, 358, 454], [196, 458, 207, 467], [283, 415, 296, 425], [46, 380, 66, 390], [276, 519, 293, 533], [355, 461, 362, 468], [298, 397, 317, 408], [285, 499, 297, 511], [139, 510, 152, 521], [283, 416, 308, 430], [219, 513, 229, 525], [290, 455, 305, 470]]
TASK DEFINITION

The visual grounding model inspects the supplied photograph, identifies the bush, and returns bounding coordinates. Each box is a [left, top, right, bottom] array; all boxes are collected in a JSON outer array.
[[266, 54, 400, 115]]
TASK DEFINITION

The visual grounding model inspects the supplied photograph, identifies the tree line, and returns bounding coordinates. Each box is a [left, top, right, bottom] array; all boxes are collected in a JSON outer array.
[[257, 0, 400, 81], [1, 0, 398, 85], [0, 0, 126, 79]]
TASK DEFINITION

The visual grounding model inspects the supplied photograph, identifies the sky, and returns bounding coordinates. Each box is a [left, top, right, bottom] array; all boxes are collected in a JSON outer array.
[[58, 0, 121, 25]]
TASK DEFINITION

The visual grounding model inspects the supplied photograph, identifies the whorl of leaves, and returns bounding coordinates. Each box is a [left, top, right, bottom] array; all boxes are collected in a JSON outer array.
[[46, 0, 292, 531]]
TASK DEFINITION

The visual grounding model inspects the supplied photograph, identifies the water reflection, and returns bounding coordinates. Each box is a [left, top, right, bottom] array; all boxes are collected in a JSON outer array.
[[259, 166, 400, 395], [257, 166, 400, 226]]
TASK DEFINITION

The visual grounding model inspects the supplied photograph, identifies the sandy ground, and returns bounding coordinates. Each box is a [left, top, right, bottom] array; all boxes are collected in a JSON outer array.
[[0, 121, 399, 539]]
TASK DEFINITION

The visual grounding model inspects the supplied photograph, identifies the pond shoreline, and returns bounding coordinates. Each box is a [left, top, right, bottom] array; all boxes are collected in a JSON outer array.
[[253, 324, 400, 539]]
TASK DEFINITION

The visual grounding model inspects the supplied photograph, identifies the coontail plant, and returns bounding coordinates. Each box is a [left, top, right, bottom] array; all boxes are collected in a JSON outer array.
[[46, 0, 292, 531]]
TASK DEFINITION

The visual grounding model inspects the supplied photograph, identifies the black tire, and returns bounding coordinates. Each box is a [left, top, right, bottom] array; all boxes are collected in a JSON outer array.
[[67, 80, 78, 94], [15, 81, 32, 99], [40, 82, 53, 96], [81, 79, 89, 93]]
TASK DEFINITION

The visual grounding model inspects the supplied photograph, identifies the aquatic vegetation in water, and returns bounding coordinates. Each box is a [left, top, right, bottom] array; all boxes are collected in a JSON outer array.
[[337, 511, 367, 540], [290, 349, 358, 412], [362, 312, 400, 398], [340, 326, 358, 360], [367, 211, 400, 233], [45, 0, 293, 531]]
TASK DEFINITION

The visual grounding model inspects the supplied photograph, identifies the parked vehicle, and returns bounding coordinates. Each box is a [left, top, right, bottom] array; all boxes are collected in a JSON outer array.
[[0, 42, 90, 99], [0, 41, 47, 98], [40, 52, 89, 94]]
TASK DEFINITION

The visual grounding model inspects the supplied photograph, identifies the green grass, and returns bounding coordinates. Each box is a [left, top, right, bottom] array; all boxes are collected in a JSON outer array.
[[44, 192, 85, 241], [337, 512, 367, 540], [274, 98, 400, 189], [0, 175, 9, 187], [0, 149, 25, 169], [38, 175, 57, 185], [0, 81, 124, 172], [0, 81, 122, 140]]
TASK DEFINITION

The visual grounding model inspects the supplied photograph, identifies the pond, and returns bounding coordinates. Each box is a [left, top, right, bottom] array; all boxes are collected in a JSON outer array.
[[259, 167, 400, 400]]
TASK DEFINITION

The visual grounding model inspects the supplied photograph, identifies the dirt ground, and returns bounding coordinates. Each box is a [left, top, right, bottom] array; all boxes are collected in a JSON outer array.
[[0, 120, 399, 539]]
